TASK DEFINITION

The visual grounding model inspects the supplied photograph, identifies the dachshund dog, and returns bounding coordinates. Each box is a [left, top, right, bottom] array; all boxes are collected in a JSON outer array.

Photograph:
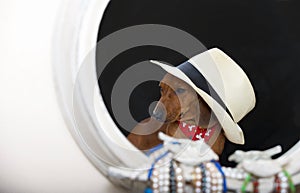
[[127, 73, 226, 155]]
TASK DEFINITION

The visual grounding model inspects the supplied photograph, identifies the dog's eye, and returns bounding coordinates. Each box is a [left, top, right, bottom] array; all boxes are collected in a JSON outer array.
[[160, 87, 163, 93], [176, 88, 186, 94]]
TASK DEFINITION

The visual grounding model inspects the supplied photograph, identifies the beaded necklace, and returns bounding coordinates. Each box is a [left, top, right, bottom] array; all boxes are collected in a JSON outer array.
[[192, 161, 225, 193]]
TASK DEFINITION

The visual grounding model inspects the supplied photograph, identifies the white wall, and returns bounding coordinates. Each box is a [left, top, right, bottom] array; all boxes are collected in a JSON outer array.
[[0, 1, 121, 192]]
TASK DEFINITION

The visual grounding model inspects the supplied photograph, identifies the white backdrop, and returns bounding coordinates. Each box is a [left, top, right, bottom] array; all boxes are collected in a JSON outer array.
[[0, 0, 121, 192]]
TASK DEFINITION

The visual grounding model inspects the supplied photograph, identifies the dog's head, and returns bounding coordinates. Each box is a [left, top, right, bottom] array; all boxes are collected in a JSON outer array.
[[152, 73, 213, 127]]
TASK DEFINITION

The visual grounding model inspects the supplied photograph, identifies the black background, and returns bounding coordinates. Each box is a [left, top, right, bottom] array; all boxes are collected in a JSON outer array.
[[97, 0, 300, 166]]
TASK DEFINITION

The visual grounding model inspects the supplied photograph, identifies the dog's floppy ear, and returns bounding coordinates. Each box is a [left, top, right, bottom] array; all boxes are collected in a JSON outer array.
[[197, 94, 216, 124], [197, 95, 211, 111]]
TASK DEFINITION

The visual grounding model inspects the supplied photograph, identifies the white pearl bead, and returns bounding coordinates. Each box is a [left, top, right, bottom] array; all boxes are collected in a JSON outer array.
[[164, 180, 169, 186], [281, 182, 288, 188], [162, 186, 169, 192], [231, 172, 237, 178], [152, 183, 159, 189], [280, 189, 288, 193], [212, 179, 217, 184], [281, 176, 288, 182], [195, 174, 202, 179], [152, 177, 158, 183], [158, 181, 164, 186], [158, 174, 164, 180], [177, 188, 184, 193], [217, 178, 223, 184], [176, 167, 182, 173], [177, 175, 183, 181], [163, 174, 169, 179], [206, 177, 211, 182], [212, 185, 217, 191], [211, 172, 217, 178], [177, 182, 183, 188], [217, 185, 223, 190], [237, 173, 243, 179]]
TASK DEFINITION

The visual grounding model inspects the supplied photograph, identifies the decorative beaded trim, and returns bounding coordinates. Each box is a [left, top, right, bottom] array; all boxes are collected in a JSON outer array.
[[192, 161, 224, 193], [147, 158, 299, 193], [207, 161, 224, 193], [146, 143, 298, 193], [241, 173, 252, 193], [193, 164, 202, 193], [275, 170, 291, 193], [222, 167, 248, 180], [169, 161, 176, 193], [211, 160, 227, 193], [150, 160, 185, 193], [252, 178, 259, 193], [174, 162, 185, 193], [200, 163, 209, 193], [283, 169, 296, 193], [152, 154, 172, 193]]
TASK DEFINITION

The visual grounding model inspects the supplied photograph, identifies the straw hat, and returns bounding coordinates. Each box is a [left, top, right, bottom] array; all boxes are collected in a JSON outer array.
[[150, 48, 256, 144]]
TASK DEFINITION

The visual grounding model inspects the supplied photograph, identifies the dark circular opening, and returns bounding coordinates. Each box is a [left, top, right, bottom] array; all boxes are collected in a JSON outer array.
[[129, 80, 160, 123], [96, 0, 300, 166]]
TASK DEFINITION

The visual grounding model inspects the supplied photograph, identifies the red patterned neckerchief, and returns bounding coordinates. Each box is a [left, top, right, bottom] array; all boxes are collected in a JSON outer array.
[[178, 121, 217, 142]]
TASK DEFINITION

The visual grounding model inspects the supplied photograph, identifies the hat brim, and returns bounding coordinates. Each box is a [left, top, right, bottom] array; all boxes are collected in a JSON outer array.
[[150, 60, 244, 144]]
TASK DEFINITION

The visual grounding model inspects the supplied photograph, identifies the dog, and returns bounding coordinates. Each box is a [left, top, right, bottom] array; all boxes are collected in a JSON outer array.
[[127, 73, 226, 155]]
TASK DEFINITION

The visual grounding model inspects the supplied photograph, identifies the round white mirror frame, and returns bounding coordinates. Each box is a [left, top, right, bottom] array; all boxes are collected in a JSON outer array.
[[52, 0, 150, 183]]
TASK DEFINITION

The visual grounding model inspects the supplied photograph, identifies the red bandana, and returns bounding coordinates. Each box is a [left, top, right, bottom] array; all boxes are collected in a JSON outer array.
[[178, 121, 216, 142]]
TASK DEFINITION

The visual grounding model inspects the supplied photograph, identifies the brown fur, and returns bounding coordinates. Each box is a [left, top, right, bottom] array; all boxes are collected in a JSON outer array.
[[127, 74, 226, 155]]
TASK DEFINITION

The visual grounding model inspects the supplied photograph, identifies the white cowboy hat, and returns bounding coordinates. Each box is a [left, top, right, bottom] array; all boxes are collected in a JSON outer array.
[[150, 48, 256, 144]]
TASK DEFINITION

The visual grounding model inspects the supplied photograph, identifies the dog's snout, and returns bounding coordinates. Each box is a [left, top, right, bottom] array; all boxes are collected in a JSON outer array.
[[152, 102, 166, 122]]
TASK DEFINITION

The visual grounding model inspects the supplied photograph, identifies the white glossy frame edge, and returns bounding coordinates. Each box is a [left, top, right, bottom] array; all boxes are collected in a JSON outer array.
[[52, 0, 149, 184]]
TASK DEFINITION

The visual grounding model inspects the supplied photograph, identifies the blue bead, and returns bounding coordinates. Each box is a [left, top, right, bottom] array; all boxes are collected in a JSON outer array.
[[144, 187, 153, 193]]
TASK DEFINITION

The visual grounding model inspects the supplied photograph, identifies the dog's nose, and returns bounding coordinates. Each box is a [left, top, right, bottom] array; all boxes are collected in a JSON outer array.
[[152, 101, 166, 122], [152, 110, 164, 121]]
